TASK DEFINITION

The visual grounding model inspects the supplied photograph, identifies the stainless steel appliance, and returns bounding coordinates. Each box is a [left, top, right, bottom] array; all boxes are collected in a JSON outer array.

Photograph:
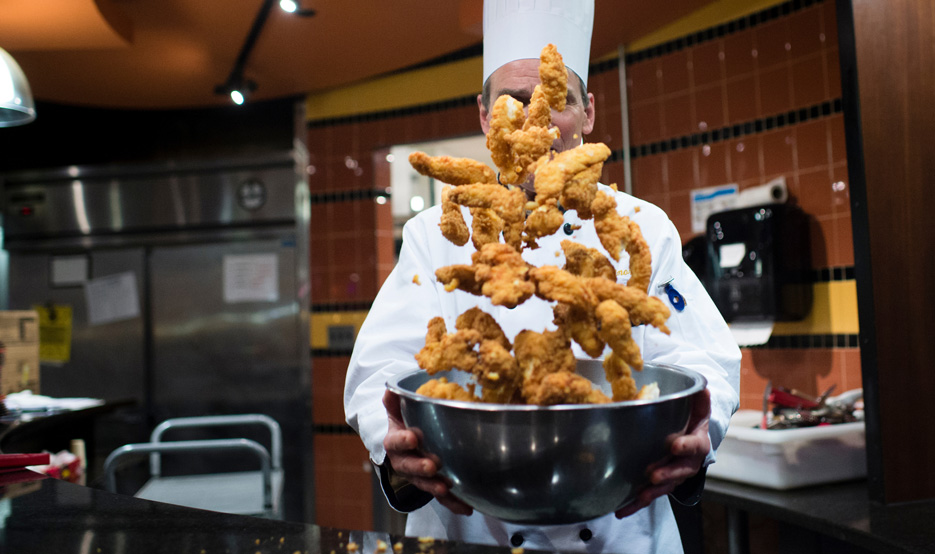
[[0, 152, 312, 521]]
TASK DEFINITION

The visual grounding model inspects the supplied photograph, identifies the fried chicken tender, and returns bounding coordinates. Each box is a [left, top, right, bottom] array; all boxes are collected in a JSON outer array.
[[586, 277, 672, 334], [538, 43, 568, 112], [456, 307, 511, 350], [408, 151, 498, 186], [435, 265, 482, 295], [524, 85, 553, 130], [473, 243, 536, 308], [437, 243, 534, 308], [486, 95, 526, 184], [439, 186, 469, 246], [561, 239, 616, 281], [533, 144, 611, 206], [448, 184, 526, 225], [603, 353, 638, 402], [590, 193, 653, 292], [513, 328, 577, 401], [523, 201, 565, 247], [595, 300, 643, 371], [415, 317, 482, 374], [561, 163, 602, 219], [474, 340, 523, 404], [529, 265, 598, 309], [469, 207, 503, 249], [553, 303, 605, 358], [527, 371, 611, 406], [416, 377, 477, 402], [506, 126, 561, 186]]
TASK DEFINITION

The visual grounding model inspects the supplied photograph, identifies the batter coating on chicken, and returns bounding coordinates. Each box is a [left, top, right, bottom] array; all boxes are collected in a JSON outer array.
[[560, 163, 602, 219], [529, 265, 598, 309], [456, 307, 512, 350], [603, 352, 639, 402], [415, 317, 482, 375], [595, 299, 643, 371], [486, 95, 526, 184], [408, 151, 498, 186], [435, 265, 483, 295], [561, 239, 616, 281], [439, 186, 469, 247], [528, 371, 611, 406], [469, 207, 504, 249], [436, 243, 535, 308], [416, 377, 477, 402], [533, 143, 611, 206], [590, 192, 653, 293], [448, 184, 526, 226], [586, 277, 671, 334], [473, 340, 524, 404], [553, 303, 605, 358], [538, 43, 568, 112], [513, 327, 576, 401]]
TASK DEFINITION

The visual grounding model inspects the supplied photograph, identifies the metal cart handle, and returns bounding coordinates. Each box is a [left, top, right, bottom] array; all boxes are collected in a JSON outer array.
[[103, 438, 273, 511], [148, 414, 282, 476]]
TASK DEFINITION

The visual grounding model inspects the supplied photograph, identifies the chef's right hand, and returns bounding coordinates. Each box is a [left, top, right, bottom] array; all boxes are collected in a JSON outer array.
[[382, 390, 474, 516]]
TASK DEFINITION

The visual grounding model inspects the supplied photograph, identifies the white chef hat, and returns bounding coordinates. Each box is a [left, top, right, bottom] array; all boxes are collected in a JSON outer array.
[[483, 0, 595, 87]]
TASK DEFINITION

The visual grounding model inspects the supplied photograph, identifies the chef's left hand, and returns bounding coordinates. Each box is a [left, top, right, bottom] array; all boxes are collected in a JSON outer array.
[[615, 388, 711, 518]]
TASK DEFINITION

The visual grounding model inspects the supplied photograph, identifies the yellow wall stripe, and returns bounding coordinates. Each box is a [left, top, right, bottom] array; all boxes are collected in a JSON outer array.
[[311, 311, 369, 350], [305, 57, 482, 122], [628, 0, 788, 52], [772, 280, 859, 336]]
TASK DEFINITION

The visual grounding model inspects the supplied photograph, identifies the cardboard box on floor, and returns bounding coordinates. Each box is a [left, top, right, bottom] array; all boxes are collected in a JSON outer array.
[[0, 310, 40, 395]]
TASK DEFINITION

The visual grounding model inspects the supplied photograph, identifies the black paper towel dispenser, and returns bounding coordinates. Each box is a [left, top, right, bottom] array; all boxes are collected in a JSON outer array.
[[705, 203, 812, 323]]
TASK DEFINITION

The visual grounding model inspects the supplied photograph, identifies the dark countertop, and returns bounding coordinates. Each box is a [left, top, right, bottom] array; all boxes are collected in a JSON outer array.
[[703, 478, 935, 554], [0, 471, 542, 554]]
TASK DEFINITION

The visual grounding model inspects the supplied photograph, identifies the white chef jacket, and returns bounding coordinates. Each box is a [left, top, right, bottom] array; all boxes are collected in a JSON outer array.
[[344, 185, 741, 553]]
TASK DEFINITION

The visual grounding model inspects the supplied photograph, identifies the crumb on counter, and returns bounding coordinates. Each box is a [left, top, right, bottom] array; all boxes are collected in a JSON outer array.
[[375, 539, 388, 553], [512, 548, 525, 554], [347, 542, 359, 553], [392, 543, 404, 553]]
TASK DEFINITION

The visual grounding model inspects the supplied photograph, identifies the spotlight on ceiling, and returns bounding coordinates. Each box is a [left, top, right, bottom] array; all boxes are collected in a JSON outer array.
[[215, 78, 256, 106], [279, 0, 316, 16]]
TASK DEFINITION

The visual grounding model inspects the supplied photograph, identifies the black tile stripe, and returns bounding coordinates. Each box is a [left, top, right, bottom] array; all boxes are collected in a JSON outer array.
[[312, 348, 354, 357], [618, 99, 843, 161], [747, 333, 860, 349], [313, 423, 356, 435], [309, 188, 389, 204], [311, 301, 373, 313], [624, 0, 826, 65], [307, 94, 478, 129], [810, 265, 856, 283]]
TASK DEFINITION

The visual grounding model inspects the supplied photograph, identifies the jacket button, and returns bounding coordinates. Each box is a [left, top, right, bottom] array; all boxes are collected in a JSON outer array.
[[510, 533, 524, 547], [563, 223, 574, 235], [579, 528, 593, 542]]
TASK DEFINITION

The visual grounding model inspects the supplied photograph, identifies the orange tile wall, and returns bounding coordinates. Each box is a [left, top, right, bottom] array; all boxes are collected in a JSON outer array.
[[306, 0, 859, 531], [306, 102, 480, 531], [617, 0, 857, 410]]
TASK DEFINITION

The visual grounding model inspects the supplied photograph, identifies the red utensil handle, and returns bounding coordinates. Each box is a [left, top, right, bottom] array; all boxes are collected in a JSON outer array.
[[0, 453, 50, 468]]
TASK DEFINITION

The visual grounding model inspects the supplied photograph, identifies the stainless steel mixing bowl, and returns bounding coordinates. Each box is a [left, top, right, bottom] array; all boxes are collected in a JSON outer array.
[[385, 360, 706, 524]]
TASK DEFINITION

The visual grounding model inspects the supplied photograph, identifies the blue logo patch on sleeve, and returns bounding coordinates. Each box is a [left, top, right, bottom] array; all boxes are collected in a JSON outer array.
[[665, 283, 686, 312]]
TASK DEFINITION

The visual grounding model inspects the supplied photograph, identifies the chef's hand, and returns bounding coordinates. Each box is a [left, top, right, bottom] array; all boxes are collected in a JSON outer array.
[[382, 390, 474, 516], [615, 388, 711, 518]]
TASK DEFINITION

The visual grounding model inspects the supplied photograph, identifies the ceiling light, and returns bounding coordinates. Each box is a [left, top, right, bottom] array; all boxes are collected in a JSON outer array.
[[0, 47, 36, 127], [215, 78, 256, 106], [279, 0, 298, 13]]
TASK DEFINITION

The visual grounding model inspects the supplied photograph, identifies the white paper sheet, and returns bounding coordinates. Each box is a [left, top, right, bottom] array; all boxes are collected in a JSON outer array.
[[85, 271, 141, 325], [729, 321, 774, 347], [691, 184, 739, 233], [223, 253, 279, 303]]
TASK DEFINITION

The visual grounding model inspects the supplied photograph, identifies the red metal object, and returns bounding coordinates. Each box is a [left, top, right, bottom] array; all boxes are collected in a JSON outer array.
[[768, 387, 821, 409]]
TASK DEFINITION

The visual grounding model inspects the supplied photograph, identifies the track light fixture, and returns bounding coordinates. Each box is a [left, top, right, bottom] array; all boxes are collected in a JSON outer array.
[[279, 0, 316, 16], [216, 78, 257, 106]]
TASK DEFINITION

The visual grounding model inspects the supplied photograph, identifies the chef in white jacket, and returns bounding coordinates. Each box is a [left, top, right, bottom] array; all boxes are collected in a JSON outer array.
[[345, 1, 741, 552]]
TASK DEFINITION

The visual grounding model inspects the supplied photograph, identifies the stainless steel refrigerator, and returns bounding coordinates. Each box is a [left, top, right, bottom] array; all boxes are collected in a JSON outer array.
[[1, 152, 313, 522]]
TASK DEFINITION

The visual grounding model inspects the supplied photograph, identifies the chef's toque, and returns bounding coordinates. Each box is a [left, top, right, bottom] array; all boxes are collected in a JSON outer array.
[[482, 0, 595, 87]]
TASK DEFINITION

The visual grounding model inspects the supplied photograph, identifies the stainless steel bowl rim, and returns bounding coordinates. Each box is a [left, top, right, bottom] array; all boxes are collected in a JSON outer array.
[[386, 361, 707, 412]]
